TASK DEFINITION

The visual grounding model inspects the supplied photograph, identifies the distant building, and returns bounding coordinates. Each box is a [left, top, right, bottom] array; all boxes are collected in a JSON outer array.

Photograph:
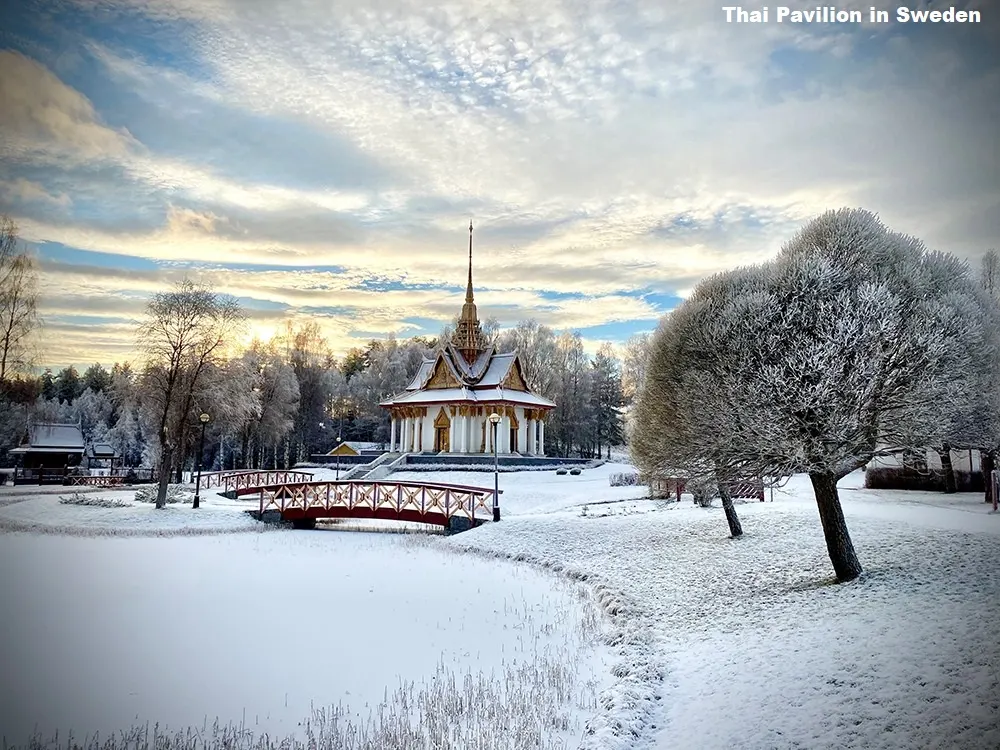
[[379, 223, 556, 454], [9, 422, 85, 484]]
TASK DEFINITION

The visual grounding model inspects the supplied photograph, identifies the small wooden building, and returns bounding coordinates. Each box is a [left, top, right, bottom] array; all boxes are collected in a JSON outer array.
[[10, 422, 85, 484], [85, 442, 120, 475]]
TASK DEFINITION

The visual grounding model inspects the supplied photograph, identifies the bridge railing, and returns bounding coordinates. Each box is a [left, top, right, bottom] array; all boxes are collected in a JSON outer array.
[[249, 479, 503, 525], [199, 470, 314, 492]]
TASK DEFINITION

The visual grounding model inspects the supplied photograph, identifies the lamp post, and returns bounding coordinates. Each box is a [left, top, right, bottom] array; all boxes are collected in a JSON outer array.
[[335, 435, 343, 480], [489, 412, 501, 522], [193, 412, 211, 509]]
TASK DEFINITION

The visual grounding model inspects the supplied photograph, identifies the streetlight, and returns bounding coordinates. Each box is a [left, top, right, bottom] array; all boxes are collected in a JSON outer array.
[[335, 435, 343, 480], [488, 412, 502, 522], [193, 412, 211, 509]]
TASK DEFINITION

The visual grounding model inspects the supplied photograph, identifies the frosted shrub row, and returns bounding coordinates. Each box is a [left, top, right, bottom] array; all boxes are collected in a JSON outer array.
[[133, 485, 191, 504], [58, 492, 131, 508]]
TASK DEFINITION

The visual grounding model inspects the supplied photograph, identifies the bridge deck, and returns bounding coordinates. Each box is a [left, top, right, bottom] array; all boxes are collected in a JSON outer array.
[[244, 479, 502, 528]]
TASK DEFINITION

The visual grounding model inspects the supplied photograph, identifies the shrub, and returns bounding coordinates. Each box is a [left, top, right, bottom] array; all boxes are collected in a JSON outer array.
[[556, 468, 568, 475], [569, 468, 582, 475], [133, 484, 191, 504], [59, 492, 131, 508], [609, 471, 640, 487]]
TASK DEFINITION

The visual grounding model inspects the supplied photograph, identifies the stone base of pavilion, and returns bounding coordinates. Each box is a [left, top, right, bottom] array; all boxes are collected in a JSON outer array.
[[400, 453, 592, 470]]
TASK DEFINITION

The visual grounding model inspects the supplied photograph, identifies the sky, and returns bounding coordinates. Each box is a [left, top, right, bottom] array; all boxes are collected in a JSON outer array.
[[1, 0, 998, 371]]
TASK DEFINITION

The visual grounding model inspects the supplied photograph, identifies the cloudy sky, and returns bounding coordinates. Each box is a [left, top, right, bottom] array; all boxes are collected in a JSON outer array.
[[1, 0, 998, 370]]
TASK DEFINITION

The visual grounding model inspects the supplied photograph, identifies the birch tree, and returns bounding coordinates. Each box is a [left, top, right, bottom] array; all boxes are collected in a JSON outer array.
[[0, 215, 39, 382], [137, 280, 246, 508]]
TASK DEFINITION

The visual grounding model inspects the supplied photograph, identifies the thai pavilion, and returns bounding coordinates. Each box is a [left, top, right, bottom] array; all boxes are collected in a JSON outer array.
[[379, 223, 556, 455]]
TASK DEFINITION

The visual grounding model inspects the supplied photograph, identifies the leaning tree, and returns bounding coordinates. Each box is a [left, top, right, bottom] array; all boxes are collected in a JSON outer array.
[[634, 208, 995, 581]]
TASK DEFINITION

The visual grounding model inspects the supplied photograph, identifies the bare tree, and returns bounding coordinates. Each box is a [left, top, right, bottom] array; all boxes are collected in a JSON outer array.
[[137, 280, 246, 508], [0, 215, 40, 381]]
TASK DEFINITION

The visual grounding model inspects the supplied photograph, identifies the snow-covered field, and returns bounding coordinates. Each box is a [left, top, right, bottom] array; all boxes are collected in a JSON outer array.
[[0, 526, 610, 748], [1, 464, 998, 749]]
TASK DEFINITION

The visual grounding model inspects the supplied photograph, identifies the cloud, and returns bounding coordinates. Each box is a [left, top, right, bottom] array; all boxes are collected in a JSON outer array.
[[2, 0, 998, 369], [0, 49, 137, 162]]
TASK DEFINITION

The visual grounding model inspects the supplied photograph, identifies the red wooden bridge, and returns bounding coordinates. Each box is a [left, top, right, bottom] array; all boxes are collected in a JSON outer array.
[[237, 479, 502, 529], [199, 469, 314, 494]]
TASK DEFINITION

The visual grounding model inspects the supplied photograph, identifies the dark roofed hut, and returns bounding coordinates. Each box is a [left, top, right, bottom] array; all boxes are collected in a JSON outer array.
[[10, 423, 85, 485], [85, 443, 120, 475]]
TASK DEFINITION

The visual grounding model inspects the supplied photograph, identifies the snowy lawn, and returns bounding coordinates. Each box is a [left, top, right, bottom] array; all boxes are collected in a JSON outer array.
[[3, 462, 999, 749], [421, 463, 1000, 750], [0, 485, 260, 535], [0, 529, 611, 749]]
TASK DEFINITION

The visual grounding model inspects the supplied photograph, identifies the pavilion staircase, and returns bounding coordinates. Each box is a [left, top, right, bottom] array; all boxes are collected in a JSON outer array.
[[341, 452, 404, 481]]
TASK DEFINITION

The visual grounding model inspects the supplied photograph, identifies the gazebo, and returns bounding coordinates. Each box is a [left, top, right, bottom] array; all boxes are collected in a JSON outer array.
[[380, 223, 556, 454], [85, 442, 121, 475]]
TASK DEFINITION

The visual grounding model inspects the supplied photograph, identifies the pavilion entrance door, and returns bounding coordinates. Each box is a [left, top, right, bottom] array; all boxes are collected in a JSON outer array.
[[433, 408, 451, 453]]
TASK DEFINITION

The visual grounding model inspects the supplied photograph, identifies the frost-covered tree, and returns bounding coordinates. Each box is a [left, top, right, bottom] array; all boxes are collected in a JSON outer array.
[[0, 215, 40, 381], [634, 209, 994, 580], [238, 345, 300, 468], [621, 332, 652, 405], [68, 388, 114, 442], [547, 332, 593, 457], [981, 249, 999, 297], [137, 280, 246, 508], [589, 342, 625, 459], [495, 319, 559, 398], [82, 363, 113, 394]]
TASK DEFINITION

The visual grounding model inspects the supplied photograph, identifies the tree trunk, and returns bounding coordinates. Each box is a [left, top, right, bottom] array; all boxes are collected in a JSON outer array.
[[718, 482, 743, 538], [983, 451, 996, 504], [938, 443, 956, 493], [155, 446, 172, 509], [810, 472, 862, 582]]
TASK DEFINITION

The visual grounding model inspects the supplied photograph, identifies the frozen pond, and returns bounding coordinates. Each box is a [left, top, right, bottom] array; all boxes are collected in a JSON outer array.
[[0, 528, 608, 747]]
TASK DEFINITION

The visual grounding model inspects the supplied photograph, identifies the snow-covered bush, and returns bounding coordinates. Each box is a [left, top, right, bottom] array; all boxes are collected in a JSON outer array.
[[569, 468, 582, 475], [609, 471, 640, 486], [556, 468, 568, 475], [133, 484, 190, 504], [59, 492, 131, 508]]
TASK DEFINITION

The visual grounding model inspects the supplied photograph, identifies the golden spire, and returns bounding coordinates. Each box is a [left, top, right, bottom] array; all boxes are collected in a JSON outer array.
[[451, 220, 486, 362], [465, 220, 474, 304]]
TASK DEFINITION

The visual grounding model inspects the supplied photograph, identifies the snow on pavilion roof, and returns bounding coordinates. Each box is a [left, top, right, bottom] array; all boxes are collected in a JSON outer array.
[[382, 345, 555, 409], [381, 386, 556, 408], [16, 423, 85, 451]]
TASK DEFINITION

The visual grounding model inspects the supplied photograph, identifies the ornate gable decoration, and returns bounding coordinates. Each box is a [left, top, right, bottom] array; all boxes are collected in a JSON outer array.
[[426, 354, 461, 389], [501, 358, 529, 392]]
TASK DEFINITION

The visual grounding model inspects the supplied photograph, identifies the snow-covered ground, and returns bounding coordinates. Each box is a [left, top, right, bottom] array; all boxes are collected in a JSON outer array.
[[0, 486, 260, 535], [0, 528, 610, 748], [1, 464, 998, 749]]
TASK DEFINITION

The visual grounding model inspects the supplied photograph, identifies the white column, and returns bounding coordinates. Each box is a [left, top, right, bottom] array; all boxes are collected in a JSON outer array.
[[538, 420, 545, 456], [390, 418, 398, 452], [460, 415, 468, 452], [527, 418, 536, 455], [499, 415, 509, 453], [400, 418, 408, 453], [517, 410, 527, 455], [448, 412, 456, 453]]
